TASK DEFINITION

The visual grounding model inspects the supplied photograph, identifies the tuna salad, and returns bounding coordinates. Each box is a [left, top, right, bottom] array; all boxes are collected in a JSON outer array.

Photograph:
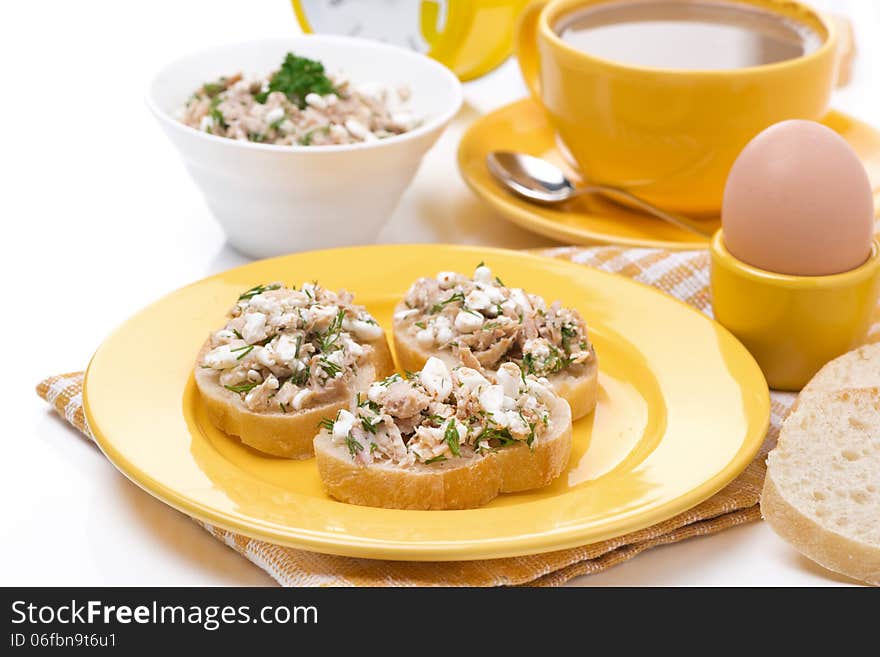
[[322, 357, 557, 466], [199, 282, 383, 413], [396, 263, 594, 377], [180, 52, 421, 146]]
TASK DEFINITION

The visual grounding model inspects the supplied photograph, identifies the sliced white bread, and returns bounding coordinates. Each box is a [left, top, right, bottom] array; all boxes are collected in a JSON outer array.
[[393, 320, 598, 421], [314, 396, 571, 509], [195, 337, 394, 458], [493, 396, 572, 493], [799, 342, 880, 401], [762, 388, 880, 586]]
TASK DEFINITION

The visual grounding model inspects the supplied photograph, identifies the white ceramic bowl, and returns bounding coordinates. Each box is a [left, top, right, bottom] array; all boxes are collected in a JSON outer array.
[[148, 37, 462, 258]]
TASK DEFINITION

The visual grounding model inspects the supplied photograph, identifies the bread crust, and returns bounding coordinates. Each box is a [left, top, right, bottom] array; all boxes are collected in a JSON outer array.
[[194, 337, 394, 458], [314, 396, 573, 509], [762, 469, 880, 586], [762, 382, 880, 586], [393, 307, 598, 420]]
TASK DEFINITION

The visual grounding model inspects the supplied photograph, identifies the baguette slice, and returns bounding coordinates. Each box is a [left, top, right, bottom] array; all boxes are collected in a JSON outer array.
[[195, 337, 394, 458], [800, 342, 880, 401], [314, 357, 574, 510], [762, 388, 880, 586], [314, 395, 571, 509], [393, 316, 598, 421]]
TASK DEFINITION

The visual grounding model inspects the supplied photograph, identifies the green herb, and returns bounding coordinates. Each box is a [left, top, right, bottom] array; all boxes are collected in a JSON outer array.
[[478, 425, 517, 448], [317, 417, 335, 431], [495, 276, 505, 287], [248, 131, 265, 143], [294, 335, 302, 359], [429, 291, 465, 314], [319, 309, 346, 352], [344, 433, 363, 458], [519, 411, 537, 448], [403, 369, 420, 380], [561, 324, 578, 352], [424, 455, 447, 464], [370, 443, 378, 454], [201, 79, 227, 97], [360, 417, 377, 434], [379, 373, 402, 387], [238, 283, 281, 302], [224, 382, 258, 394], [279, 402, 289, 414], [232, 345, 254, 360], [477, 261, 486, 268], [444, 420, 461, 457], [414, 321, 426, 329], [287, 364, 309, 387], [423, 413, 446, 426], [269, 115, 286, 131], [255, 52, 337, 108], [319, 357, 342, 378], [357, 395, 382, 413], [231, 328, 243, 339]]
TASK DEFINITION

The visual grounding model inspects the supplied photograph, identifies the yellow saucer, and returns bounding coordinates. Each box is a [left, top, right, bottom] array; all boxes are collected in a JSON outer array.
[[458, 99, 880, 250], [84, 245, 769, 561]]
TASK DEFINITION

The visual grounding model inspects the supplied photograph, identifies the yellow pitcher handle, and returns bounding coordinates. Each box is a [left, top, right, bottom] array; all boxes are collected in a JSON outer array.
[[516, 0, 549, 100]]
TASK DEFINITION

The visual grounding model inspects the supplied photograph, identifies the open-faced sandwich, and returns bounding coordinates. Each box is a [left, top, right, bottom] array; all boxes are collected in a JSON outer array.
[[314, 356, 573, 510], [392, 263, 598, 420], [195, 281, 394, 458]]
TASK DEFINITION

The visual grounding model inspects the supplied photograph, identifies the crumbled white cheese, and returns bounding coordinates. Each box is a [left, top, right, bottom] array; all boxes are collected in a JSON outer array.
[[416, 329, 434, 347], [496, 363, 522, 398], [350, 319, 383, 341], [292, 388, 312, 410], [454, 310, 484, 333], [478, 385, 505, 417], [420, 357, 452, 400], [436, 272, 457, 289], [204, 345, 238, 370], [242, 312, 268, 344], [304, 93, 327, 109], [474, 265, 493, 284], [332, 409, 356, 438]]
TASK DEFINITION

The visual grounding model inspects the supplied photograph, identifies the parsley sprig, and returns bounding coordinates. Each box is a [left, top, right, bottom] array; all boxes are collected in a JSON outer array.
[[255, 53, 338, 108]]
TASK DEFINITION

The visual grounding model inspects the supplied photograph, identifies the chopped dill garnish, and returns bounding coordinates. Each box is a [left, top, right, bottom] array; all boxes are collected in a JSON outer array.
[[424, 455, 447, 464], [238, 283, 281, 302], [232, 344, 254, 360], [444, 420, 461, 457], [317, 417, 335, 431], [224, 382, 258, 394], [344, 433, 363, 458], [429, 291, 465, 314]]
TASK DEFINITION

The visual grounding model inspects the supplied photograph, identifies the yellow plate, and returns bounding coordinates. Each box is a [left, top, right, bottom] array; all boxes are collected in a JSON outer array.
[[458, 99, 880, 250], [84, 245, 769, 561]]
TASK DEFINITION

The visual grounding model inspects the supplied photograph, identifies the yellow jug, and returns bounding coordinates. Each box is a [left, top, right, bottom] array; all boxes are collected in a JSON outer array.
[[291, 0, 530, 80]]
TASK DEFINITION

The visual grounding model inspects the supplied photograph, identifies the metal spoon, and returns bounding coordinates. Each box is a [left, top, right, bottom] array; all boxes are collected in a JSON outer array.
[[487, 151, 713, 238]]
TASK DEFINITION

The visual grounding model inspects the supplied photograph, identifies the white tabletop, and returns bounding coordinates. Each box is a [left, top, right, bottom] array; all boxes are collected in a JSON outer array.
[[5, 0, 875, 586]]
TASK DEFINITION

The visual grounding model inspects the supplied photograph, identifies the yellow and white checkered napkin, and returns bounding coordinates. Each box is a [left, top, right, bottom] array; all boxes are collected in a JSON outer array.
[[36, 246, 880, 586]]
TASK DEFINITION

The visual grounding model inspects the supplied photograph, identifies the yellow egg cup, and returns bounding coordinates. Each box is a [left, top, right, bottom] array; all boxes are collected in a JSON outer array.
[[710, 230, 880, 391]]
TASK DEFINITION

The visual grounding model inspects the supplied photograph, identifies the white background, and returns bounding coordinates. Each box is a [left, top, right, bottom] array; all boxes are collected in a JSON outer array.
[[2, 0, 876, 586]]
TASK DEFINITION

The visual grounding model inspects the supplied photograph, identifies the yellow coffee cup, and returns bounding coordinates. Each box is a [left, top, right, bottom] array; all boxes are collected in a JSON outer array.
[[516, 0, 839, 215]]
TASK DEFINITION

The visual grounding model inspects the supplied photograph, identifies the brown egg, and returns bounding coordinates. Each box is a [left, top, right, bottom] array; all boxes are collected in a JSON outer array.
[[722, 120, 874, 276]]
